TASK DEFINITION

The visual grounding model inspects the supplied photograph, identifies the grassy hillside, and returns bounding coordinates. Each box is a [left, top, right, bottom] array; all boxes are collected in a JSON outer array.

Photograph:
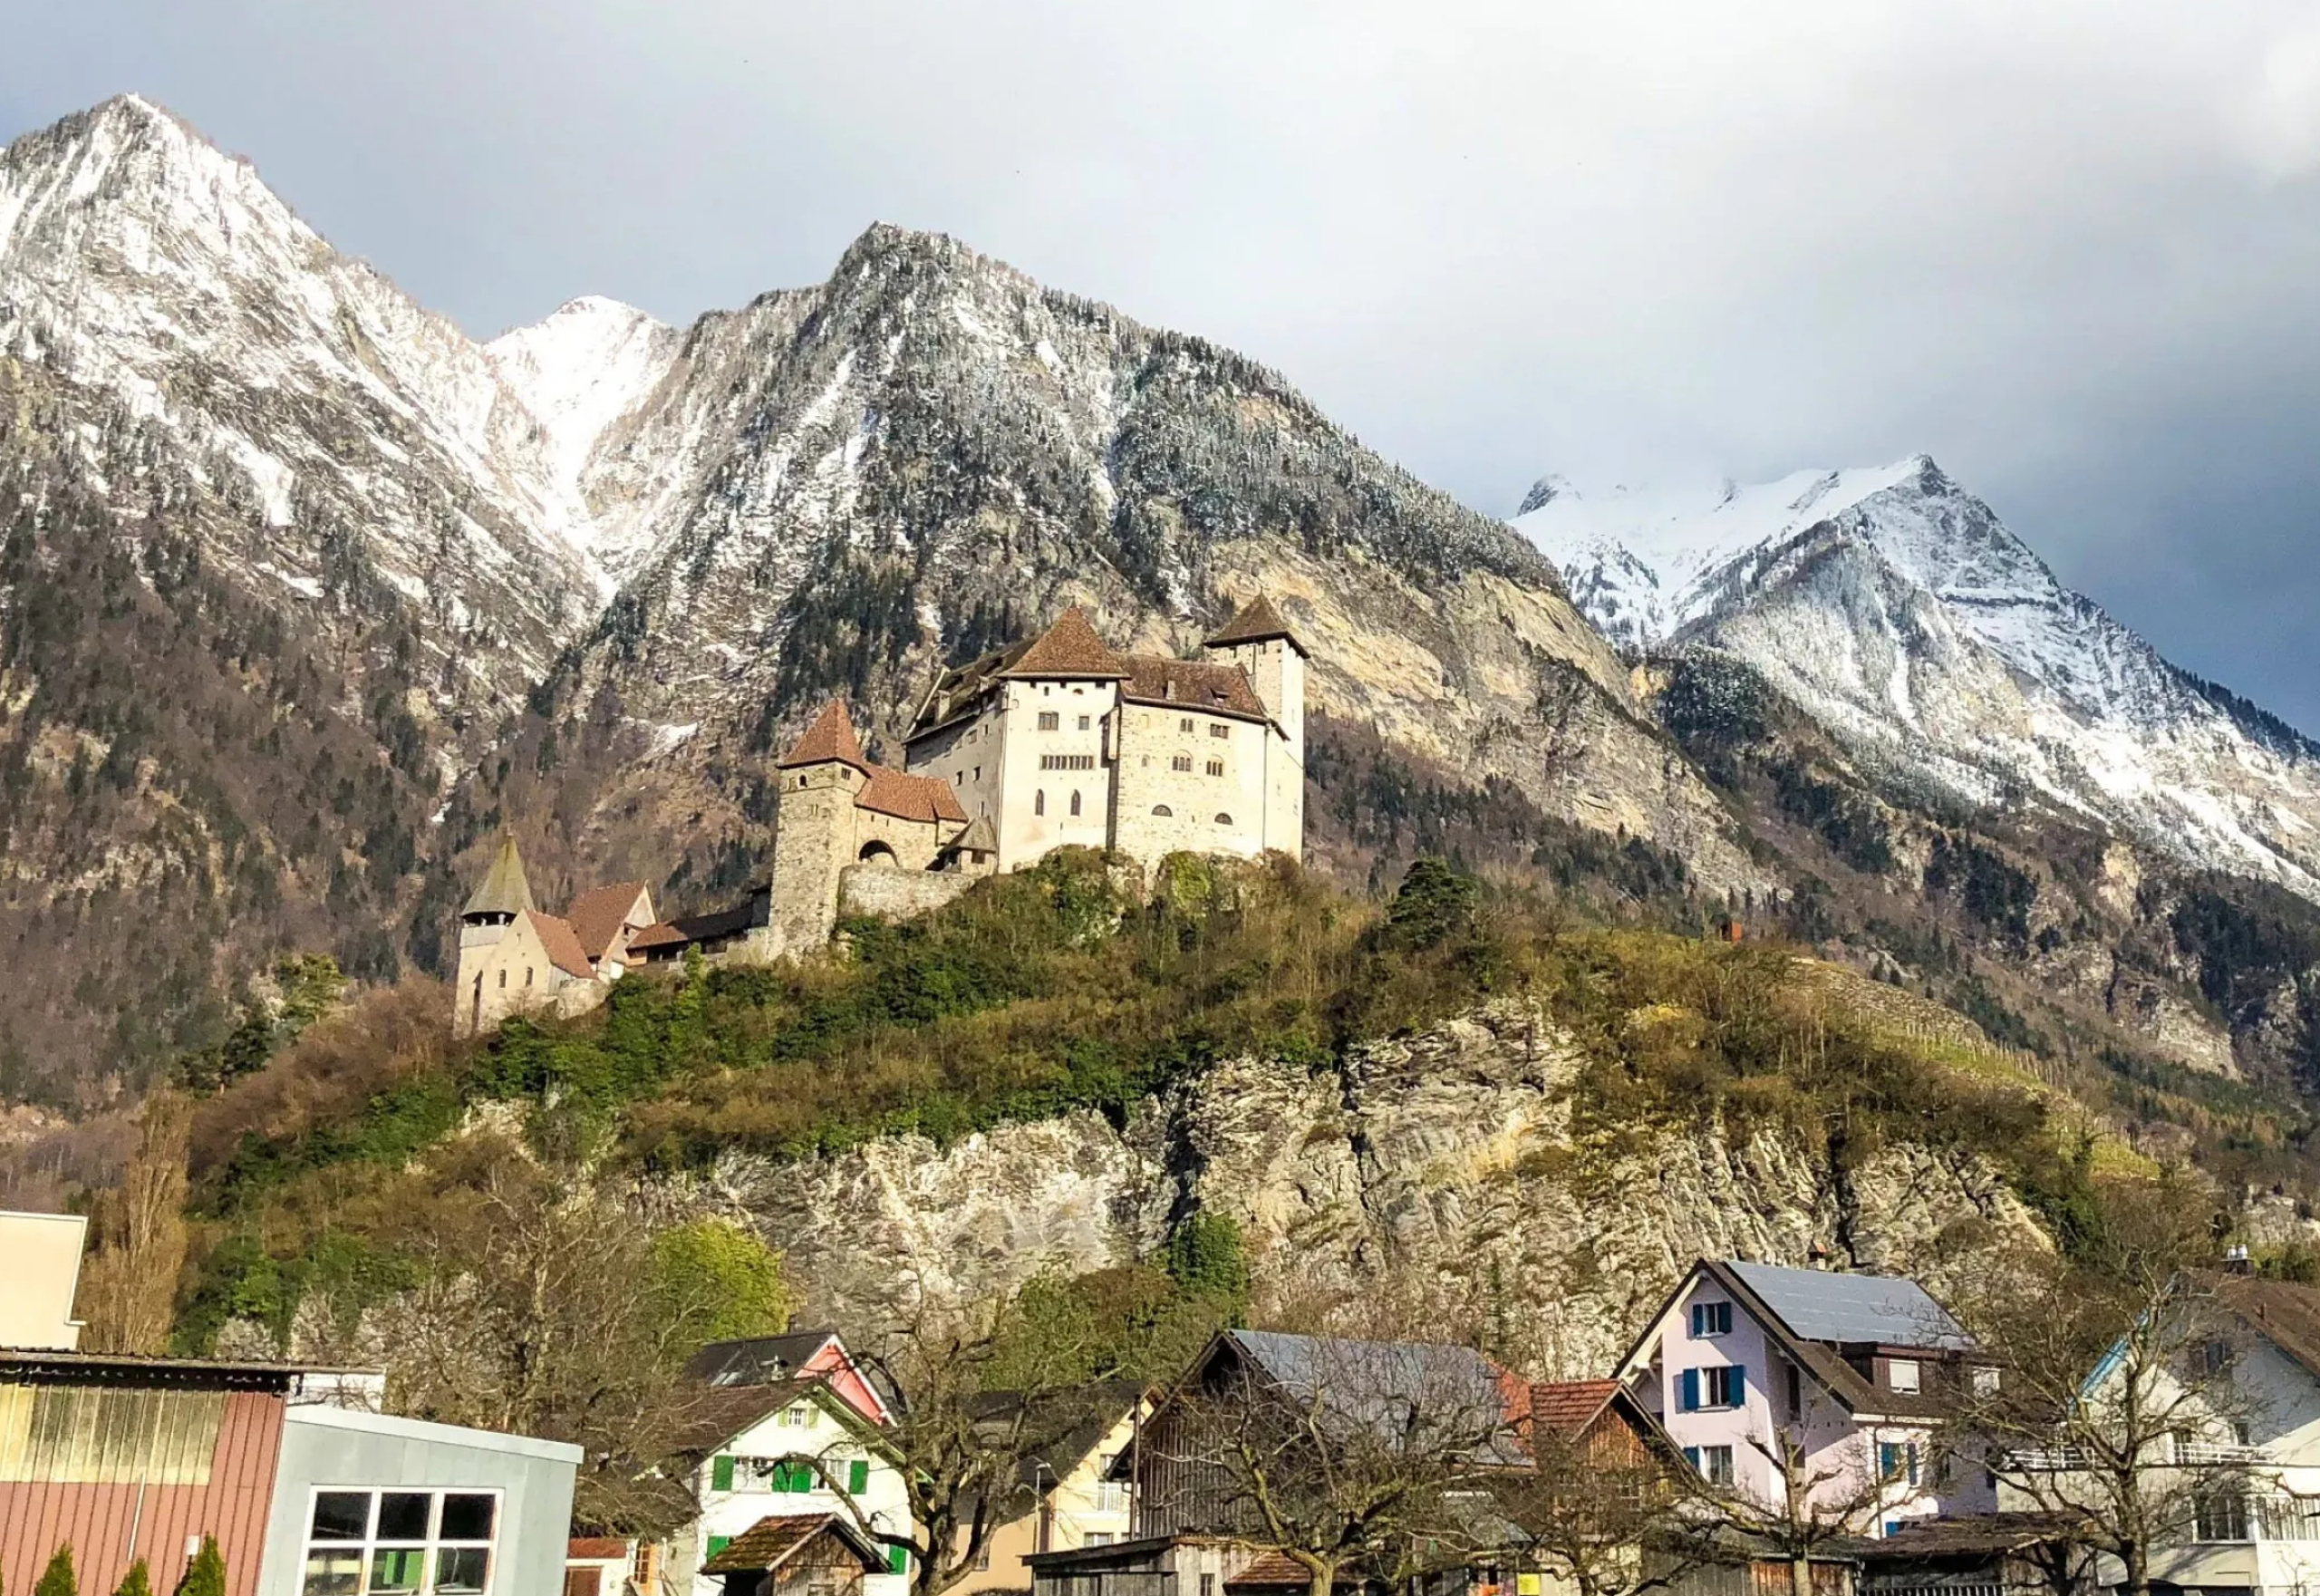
[[150, 848, 2320, 1362]]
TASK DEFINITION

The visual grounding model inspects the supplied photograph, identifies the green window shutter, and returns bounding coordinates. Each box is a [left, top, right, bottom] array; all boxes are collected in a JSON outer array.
[[888, 1546, 909, 1576], [791, 1461, 816, 1493], [711, 1456, 736, 1492], [848, 1460, 870, 1494], [707, 1537, 732, 1561]]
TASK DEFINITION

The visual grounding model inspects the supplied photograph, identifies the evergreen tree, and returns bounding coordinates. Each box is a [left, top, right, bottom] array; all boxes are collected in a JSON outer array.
[[173, 1538, 224, 1596], [113, 1561, 152, 1596], [34, 1545, 74, 1596]]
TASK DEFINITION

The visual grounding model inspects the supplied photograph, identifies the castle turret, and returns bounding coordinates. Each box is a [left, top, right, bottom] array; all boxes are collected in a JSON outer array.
[[456, 835, 536, 1035], [766, 700, 874, 956], [1203, 595, 1307, 858]]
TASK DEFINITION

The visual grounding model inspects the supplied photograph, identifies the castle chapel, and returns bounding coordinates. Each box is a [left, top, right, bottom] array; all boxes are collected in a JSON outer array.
[[456, 597, 1307, 1031]]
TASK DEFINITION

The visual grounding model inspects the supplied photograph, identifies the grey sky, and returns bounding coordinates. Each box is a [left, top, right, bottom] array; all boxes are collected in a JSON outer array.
[[10, 2, 2320, 726]]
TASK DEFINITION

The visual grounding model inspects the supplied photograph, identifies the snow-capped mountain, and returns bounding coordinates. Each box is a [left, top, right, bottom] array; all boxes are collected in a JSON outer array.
[[1517, 455, 2320, 894], [0, 95, 609, 702]]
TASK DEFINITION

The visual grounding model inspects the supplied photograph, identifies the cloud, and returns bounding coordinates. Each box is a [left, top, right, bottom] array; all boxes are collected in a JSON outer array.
[[7, 1, 2320, 724]]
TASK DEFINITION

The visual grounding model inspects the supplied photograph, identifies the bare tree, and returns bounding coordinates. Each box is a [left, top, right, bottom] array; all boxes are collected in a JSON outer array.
[[777, 1282, 1127, 1596], [1491, 1422, 1709, 1596], [76, 1090, 191, 1354], [1145, 1334, 1523, 1596], [1939, 1218, 2264, 1596], [1691, 1428, 1913, 1596]]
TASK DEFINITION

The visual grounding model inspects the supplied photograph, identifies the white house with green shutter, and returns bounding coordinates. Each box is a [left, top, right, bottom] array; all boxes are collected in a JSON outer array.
[[672, 1378, 914, 1596]]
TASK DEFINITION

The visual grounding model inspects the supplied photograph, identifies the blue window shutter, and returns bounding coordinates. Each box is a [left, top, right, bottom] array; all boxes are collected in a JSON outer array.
[[1684, 1446, 1700, 1472], [1679, 1369, 1698, 1411], [1689, 1304, 1704, 1337], [1730, 1365, 1745, 1405], [1909, 1445, 1920, 1486]]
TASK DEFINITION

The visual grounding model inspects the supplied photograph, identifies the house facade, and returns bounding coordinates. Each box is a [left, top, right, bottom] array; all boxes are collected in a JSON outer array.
[[0, 1209, 86, 1349], [0, 1347, 578, 1596], [946, 1387, 1143, 1596], [1615, 1261, 1993, 1539], [674, 1381, 912, 1596]]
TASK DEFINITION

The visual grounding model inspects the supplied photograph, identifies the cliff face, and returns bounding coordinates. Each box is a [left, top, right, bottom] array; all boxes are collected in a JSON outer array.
[[703, 1001, 2044, 1375]]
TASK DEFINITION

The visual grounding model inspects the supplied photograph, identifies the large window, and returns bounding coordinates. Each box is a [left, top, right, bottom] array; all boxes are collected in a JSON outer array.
[[2195, 1488, 2250, 1543], [304, 1489, 498, 1596]]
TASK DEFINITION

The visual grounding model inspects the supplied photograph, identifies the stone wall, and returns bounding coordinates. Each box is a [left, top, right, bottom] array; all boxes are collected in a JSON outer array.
[[838, 863, 982, 922], [1111, 701, 1268, 861]]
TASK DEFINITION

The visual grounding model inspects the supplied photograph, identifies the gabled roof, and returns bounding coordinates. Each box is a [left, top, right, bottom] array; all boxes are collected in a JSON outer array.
[[686, 1331, 846, 1388], [523, 911, 596, 980], [2214, 1272, 2320, 1383], [856, 766, 969, 824], [701, 1514, 887, 1577], [1212, 1330, 1526, 1461], [566, 882, 652, 961], [669, 1373, 904, 1462], [780, 701, 873, 771], [1203, 595, 1304, 653], [1120, 657, 1269, 722], [944, 815, 999, 856], [1726, 1261, 1971, 1351], [1523, 1378, 1625, 1438], [1616, 1260, 1967, 1422], [1000, 607, 1129, 680], [462, 836, 538, 918]]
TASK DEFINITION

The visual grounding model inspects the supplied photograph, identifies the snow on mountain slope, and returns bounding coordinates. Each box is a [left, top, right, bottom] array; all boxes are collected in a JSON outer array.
[[485, 295, 680, 570], [1517, 455, 2320, 894], [0, 95, 609, 694]]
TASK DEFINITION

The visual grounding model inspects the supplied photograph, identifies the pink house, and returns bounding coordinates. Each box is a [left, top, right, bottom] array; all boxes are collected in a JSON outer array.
[[1613, 1259, 1995, 1536]]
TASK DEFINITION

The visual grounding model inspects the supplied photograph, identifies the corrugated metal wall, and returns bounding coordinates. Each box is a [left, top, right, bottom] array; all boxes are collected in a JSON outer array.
[[0, 1388, 285, 1596]]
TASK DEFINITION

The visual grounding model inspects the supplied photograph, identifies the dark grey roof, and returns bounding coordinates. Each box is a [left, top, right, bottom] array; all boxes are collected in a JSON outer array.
[[1726, 1262, 1972, 1351], [1224, 1330, 1522, 1460], [684, 1331, 843, 1388]]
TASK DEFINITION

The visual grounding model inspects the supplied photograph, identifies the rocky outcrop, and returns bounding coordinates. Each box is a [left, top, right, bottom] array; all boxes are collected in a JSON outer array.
[[712, 1002, 2045, 1378]]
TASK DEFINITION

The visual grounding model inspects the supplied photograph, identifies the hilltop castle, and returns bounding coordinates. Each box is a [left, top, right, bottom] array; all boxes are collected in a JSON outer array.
[[455, 597, 1306, 1033]]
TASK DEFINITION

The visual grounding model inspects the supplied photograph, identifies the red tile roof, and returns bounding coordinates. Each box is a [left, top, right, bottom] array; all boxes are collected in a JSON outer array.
[[524, 911, 598, 980], [567, 1540, 628, 1561], [626, 921, 688, 953], [1228, 1552, 1339, 1590], [856, 766, 969, 825], [1120, 657, 1269, 721], [1525, 1379, 1622, 1437], [565, 883, 651, 961], [1001, 607, 1128, 679], [1204, 595, 1302, 651], [780, 700, 873, 770]]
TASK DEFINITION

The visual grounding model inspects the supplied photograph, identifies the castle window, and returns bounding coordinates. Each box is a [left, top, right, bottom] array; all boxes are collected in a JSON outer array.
[[1152, 805, 1172, 817], [1210, 723, 1229, 739], [1035, 789, 1046, 817], [498, 970, 507, 989], [524, 966, 534, 988], [1077, 715, 1091, 730], [1214, 813, 1232, 825], [1205, 759, 1224, 778], [1172, 755, 1194, 772], [1038, 711, 1059, 730], [1041, 754, 1096, 770], [1179, 717, 1193, 732], [1069, 790, 1082, 817]]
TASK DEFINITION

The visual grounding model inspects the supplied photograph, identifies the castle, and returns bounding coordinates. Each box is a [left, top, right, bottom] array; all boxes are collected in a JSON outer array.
[[456, 597, 1306, 1033]]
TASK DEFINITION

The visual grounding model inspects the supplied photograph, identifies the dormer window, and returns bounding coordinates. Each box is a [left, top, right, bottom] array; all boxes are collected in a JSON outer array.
[[1691, 1301, 1732, 1339], [1888, 1358, 1920, 1395]]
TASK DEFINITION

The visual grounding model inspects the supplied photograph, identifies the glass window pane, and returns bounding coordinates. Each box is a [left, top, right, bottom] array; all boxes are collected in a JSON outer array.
[[304, 1551, 362, 1596], [435, 1548, 489, 1595], [378, 1493, 432, 1541], [313, 1493, 372, 1541], [440, 1494, 496, 1542], [369, 1550, 427, 1595]]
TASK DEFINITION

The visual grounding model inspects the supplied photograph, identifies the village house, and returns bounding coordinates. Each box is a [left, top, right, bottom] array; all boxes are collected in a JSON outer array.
[[0, 1217, 580, 1596], [669, 1378, 914, 1596], [685, 1333, 894, 1427], [1614, 1261, 1994, 1541], [943, 1383, 1145, 1596]]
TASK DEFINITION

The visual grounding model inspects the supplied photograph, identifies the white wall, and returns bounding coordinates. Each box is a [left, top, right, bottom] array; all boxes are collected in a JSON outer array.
[[682, 1394, 911, 1596]]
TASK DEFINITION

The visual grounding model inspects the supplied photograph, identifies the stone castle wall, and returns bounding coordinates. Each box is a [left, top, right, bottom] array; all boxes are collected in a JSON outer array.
[[839, 863, 981, 922]]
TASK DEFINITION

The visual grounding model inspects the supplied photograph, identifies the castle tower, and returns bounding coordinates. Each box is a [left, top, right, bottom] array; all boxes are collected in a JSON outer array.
[[1203, 595, 1308, 859], [456, 834, 536, 1036], [767, 700, 873, 956]]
